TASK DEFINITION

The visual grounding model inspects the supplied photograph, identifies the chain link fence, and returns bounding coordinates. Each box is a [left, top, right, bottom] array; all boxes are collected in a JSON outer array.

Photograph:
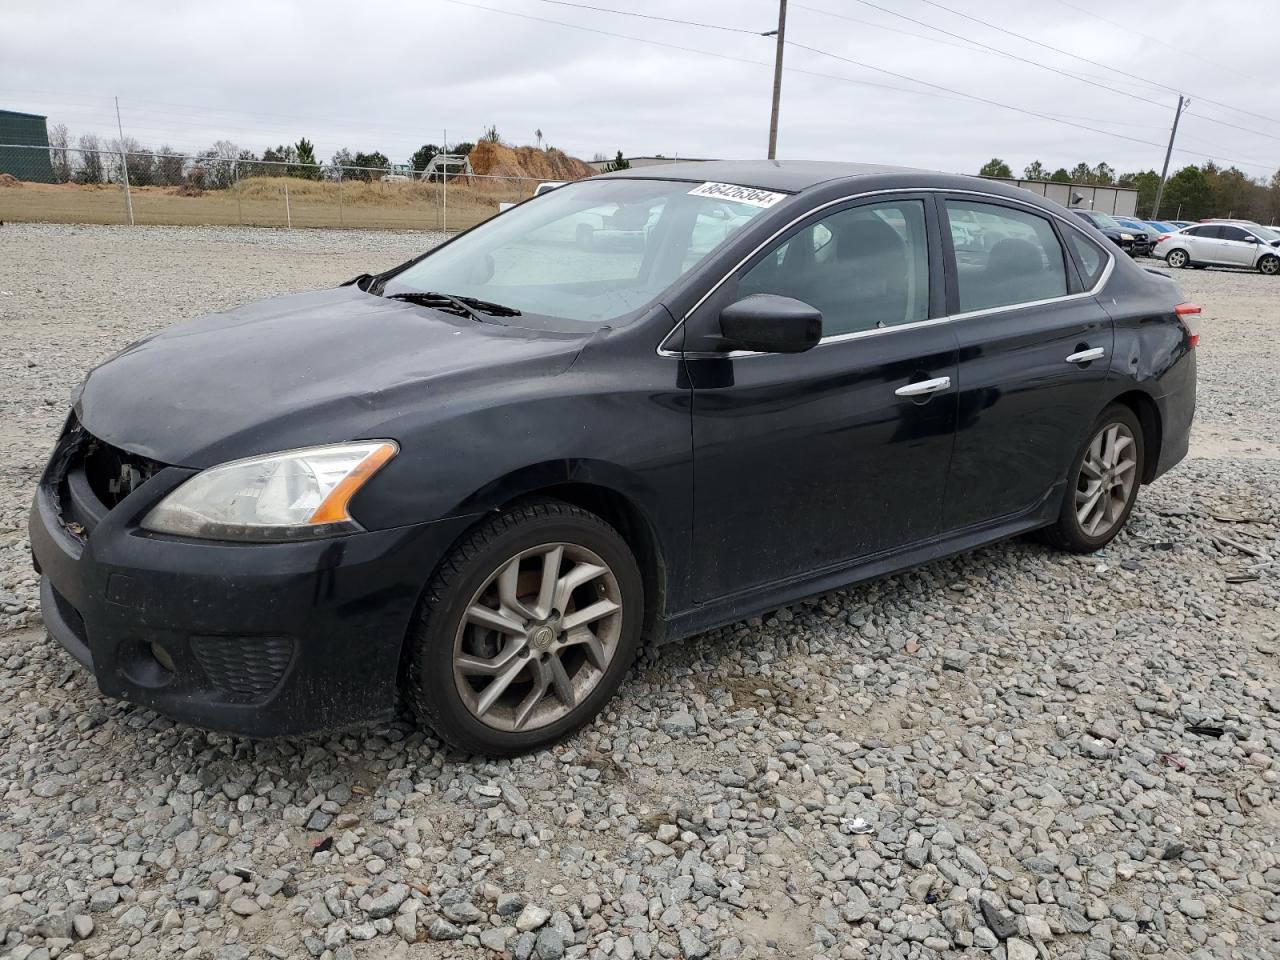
[[0, 144, 544, 232]]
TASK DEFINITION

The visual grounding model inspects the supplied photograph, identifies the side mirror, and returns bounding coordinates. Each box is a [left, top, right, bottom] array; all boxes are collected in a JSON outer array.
[[1243, 235, 1260, 244], [719, 294, 822, 354]]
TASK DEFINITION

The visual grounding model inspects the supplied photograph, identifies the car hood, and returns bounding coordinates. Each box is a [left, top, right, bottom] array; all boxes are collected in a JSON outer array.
[[74, 286, 588, 468]]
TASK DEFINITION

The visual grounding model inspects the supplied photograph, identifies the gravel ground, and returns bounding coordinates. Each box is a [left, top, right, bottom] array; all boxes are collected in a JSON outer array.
[[0, 223, 1277, 960]]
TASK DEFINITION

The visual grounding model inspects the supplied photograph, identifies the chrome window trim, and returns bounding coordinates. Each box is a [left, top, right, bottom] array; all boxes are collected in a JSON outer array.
[[657, 186, 1116, 359]]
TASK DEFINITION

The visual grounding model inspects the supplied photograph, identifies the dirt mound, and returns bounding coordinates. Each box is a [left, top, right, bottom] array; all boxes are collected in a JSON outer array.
[[0, 173, 21, 188], [467, 142, 595, 182]]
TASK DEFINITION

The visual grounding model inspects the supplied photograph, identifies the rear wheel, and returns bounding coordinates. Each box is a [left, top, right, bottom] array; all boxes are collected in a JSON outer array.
[[1165, 248, 1190, 268], [404, 499, 643, 755], [1039, 404, 1144, 553], [1259, 253, 1280, 276]]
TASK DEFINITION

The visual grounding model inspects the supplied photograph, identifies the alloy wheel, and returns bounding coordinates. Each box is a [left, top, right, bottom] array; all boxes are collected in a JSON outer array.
[[1167, 249, 1188, 268], [452, 542, 623, 732], [1261, 255, 1279, 276], [1075, 422, 1138, 538]]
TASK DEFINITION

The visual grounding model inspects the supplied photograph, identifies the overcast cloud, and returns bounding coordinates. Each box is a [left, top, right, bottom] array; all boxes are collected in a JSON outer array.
[[3, 0, 1277, 179]]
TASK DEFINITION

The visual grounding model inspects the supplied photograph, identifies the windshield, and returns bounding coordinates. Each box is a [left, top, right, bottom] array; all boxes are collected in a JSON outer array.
[[1087, 212, 1124, 230], [381, 178, 779, 327]]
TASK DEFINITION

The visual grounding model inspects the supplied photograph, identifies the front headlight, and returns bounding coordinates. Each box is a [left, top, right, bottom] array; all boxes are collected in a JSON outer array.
[[1120, 233, 1135, 241], [142, 441, 397, 541]]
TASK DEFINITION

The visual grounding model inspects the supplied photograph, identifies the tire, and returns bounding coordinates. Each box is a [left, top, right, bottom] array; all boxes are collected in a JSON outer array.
[[1038, 403, 1145, 554], [1259, 254, 1280, 276], [1165, 248, 1190, 268], [404, 499, 643, 755]]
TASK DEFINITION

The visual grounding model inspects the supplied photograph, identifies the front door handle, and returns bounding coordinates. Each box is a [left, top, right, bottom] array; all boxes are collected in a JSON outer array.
[[895, 376, 951, 397], [1066, 347, 1105, 364]]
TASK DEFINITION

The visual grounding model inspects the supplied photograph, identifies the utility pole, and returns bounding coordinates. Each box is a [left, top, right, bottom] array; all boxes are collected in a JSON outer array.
[[114, 96, 134, 226], [765, 0, 787, 160], [1152, 94, 1187, 220]]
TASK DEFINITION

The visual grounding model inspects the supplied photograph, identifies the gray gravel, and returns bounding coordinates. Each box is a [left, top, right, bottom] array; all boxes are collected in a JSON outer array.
[[1, 224, 1277, 960]]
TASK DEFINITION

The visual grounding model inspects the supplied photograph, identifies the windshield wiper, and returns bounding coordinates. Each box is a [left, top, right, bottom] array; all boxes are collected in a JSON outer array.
[[386, 291, 522, 320], [388, 291, 484, 321]]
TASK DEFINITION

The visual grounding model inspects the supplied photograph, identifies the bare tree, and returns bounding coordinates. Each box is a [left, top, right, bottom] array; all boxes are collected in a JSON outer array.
[[535, 128, 543, 150], [110, 136, 154, 186], [153, 146, 185, 186], [75, 133, 104, 184], [197, 140, 245, 189], [48, 124, 72, 183]]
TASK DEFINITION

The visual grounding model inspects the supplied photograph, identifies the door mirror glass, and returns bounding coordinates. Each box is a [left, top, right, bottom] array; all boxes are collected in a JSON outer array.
[[719, 294, 822, 353]]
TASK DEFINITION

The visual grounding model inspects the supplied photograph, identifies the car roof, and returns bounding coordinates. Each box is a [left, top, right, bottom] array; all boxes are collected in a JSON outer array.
[[591, 158, 1024, 195]]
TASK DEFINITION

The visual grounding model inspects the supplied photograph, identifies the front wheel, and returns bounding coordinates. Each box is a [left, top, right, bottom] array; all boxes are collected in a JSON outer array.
[[1165, 248, 1190, 268], [404, 499, 643, 755], [1259, 254, 1279, 276], [1038, 404, 1145, 553]]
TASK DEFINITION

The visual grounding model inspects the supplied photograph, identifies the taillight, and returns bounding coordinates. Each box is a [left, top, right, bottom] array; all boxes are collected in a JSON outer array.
[[1175, 302, 1201, 348]]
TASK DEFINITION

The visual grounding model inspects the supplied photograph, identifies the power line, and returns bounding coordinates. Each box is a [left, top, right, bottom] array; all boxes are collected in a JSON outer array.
[[913, 0, 1280, 132], [440, 0, 1274, 173], [1047, 0, 1270, 86], [798, 0, 1176, 115], [435, 0, 983, 103], [782, 39, 1169, 150], [523, 0, 760, 35]]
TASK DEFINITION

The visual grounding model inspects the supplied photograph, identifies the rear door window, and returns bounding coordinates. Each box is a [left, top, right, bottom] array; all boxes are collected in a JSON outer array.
[[944, 200, 1068, 312], [1219, 225, 1249, 242], [1064, 230, 1109, 288]]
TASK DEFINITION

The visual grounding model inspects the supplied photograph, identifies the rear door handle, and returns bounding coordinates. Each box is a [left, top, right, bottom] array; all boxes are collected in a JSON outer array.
[[1066, 347, 1105, 364], [895, 376, 951, 397]]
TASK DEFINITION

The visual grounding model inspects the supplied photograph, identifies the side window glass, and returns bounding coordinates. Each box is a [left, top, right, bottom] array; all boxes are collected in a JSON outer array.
[[1183, 226, 1203, 237], [1220, 226, 1248, 242], [945, 200, 1068, 312], [738, 199, 930, 336], [1201, 225, 1224, 240], [1064, 230, 1108, 288]]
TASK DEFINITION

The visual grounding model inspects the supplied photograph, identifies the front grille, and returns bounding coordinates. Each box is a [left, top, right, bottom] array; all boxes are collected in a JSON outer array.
[[190, 635, 296, 702], [51, 418, 168, 538], [81, 434, 163, 510]]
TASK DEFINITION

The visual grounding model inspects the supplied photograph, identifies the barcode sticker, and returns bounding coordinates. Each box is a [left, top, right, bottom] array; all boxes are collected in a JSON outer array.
[[688, 182, 788, 208]]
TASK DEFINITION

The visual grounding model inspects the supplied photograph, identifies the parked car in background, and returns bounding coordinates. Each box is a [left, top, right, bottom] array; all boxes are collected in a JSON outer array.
[[1155, 223, 1280, 274], [1167, 220, 1195, 229], [1112, 216, 1159, 257], [499, 180, 569, 213], [30, 161, 1200, 754], [1144, 220, 1177, 235], [1071, 209, 1144, 257]]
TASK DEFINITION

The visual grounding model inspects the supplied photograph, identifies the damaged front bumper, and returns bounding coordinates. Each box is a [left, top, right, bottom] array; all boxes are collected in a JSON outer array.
[[29, 419, 473, 737]]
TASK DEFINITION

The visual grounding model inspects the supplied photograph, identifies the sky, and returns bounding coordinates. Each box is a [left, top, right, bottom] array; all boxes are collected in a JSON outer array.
[[2, 0, 1278, 180]]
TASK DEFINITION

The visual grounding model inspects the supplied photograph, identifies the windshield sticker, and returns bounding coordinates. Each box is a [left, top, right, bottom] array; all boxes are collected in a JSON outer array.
[[687, 182, 787, 208]]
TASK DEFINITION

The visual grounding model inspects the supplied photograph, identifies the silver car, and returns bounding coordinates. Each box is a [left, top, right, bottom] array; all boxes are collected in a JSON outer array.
[[1154, 222, 1280, 274]]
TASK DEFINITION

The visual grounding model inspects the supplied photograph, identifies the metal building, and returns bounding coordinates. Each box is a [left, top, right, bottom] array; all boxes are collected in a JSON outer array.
[[0, 109, 56, 183], [982, 175, 1139, 217]]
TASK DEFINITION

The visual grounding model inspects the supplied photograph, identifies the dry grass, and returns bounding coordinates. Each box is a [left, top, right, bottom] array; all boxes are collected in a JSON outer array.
[[0, 176, 534, 231]]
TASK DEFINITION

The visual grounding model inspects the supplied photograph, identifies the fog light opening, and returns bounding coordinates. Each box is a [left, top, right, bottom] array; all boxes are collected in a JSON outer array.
[[148, 641, 176, 674]]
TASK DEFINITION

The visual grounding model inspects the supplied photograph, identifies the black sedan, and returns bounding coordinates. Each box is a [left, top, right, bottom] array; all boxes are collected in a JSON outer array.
[[30, 161, 1198, 755], [1072, 208, 1151, 257]]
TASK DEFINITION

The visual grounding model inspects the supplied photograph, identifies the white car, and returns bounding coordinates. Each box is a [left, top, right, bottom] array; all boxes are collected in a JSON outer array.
[[1154, 223, 1280, 275], [498, 181, 568, 213]]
